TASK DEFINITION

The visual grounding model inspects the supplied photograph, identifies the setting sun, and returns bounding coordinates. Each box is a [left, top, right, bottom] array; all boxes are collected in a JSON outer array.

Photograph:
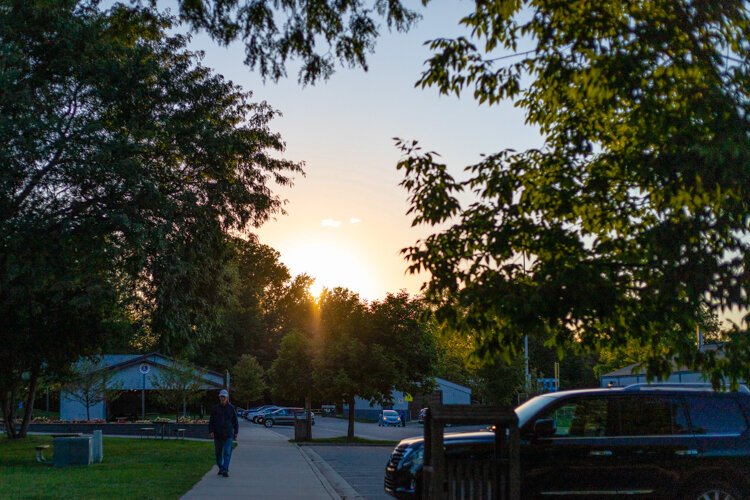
[[281, 240, 379, 300]]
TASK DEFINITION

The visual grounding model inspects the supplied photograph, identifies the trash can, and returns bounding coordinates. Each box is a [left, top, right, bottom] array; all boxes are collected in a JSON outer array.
[[294, 413, 311, 442]]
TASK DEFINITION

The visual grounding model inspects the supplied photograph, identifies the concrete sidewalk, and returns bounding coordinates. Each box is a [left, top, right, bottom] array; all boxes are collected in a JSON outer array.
[[181, 420, 342, 499]]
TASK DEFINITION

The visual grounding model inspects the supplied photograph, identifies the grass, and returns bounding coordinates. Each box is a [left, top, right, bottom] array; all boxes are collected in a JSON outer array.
[[0, 435, 214, 499], [296, 436, 398, 445]]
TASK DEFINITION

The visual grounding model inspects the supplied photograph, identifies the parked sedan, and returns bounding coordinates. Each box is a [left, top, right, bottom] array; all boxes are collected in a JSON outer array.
[[246, 405, 283, 423], [241, 405, 267, 420], [263, 408, 315, 428], [379, 410, 405, 427]]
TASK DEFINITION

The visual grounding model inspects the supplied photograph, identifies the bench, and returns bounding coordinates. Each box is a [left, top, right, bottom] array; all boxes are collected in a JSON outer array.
[[139, 427, 155, 439], [174, 428, 186, 440], [35, 445, 50, 463]]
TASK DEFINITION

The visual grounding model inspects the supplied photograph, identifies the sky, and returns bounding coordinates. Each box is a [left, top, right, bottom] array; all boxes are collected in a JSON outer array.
[[189, 1, 541, 301], [183, 2, 746, 327]]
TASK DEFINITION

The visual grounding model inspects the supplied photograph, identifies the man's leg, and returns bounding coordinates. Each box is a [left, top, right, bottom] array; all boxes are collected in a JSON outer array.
[[214, 438, 225, 473], [221, 437, 233, 475]]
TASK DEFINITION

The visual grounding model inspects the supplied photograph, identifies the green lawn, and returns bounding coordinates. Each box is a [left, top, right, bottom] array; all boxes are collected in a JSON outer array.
[[0, 435, 214, 499]]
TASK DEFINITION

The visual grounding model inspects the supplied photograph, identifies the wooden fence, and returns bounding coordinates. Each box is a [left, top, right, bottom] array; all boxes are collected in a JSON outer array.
[[423, 393, 520, 500]]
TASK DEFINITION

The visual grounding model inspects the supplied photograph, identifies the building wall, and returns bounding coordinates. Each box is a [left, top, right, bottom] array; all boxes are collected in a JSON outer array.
[[59, 355, 224, 421], [600, 371, 709, 388], [60, 393, 107, 421], [345, 378, 472, 422], [346, 393, 410, 421], [601, 371, 747, 388], [438, 379, 471, 405]]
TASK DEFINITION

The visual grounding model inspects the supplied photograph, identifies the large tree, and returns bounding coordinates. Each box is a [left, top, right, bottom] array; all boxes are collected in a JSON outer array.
[[0, 1, 300, 437], [315, 287, 393, 439], [193, 236, 318, 372], [366, 291, 438, 401], [232, 354, 266, 409], [270, 330, 316, 438], [397, 1, 750, 385], [194, 236, 294, 371]]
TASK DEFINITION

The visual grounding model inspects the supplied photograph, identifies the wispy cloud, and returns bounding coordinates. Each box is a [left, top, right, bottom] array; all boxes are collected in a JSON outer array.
[[321, 219, 342, 228], [349, 218, 361, 224]]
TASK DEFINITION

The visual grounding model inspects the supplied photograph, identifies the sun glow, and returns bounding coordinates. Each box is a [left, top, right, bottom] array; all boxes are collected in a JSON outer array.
[[281, 241, 378, 300]]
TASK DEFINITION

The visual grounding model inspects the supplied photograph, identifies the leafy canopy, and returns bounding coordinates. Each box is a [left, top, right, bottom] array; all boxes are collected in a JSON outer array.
[[232, 354, 266, 407], [398, 1, 750, 384], [141, 0, 424, 84]]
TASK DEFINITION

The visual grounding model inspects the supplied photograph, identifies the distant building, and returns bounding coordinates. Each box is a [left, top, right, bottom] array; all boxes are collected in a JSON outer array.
[[60, 352, 224, 421], [599, 343, 746, 388], [344, 377, 472, 422]]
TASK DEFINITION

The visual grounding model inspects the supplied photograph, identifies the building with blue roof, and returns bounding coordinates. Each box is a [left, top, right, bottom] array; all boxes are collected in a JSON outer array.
[[60, 352, 225, 421]]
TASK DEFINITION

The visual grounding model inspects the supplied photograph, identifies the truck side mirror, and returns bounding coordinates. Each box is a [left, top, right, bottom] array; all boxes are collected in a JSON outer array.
[[533, 418, 556, 438]]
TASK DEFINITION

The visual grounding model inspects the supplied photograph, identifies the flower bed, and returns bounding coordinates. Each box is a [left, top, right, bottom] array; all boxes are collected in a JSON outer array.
[[24, 422, 211, 439]]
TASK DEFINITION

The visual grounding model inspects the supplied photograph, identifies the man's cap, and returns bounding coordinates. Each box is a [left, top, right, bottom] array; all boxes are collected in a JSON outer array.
[[219, 389, 229, 398]]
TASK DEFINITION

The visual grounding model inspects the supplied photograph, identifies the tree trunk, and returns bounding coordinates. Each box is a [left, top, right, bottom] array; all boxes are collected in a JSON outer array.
[[18, 369, 39, 438], [347, 396, 355, 440], [1, 391, 18, 439]]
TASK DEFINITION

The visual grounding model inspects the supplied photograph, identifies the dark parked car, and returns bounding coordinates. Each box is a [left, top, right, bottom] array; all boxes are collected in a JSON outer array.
[[385, 384, 750, 499], [263, 407, 315, 428]]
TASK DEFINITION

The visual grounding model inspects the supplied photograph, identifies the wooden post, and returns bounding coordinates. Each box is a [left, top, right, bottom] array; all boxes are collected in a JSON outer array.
[[508, 424, 520, 499], [421, 391, 520, 500], [423, 406, 432, 499]]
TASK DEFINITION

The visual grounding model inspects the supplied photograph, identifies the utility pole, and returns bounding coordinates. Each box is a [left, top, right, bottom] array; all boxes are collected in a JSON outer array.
[[524, 335, 530, 389], [523, 252, 530, 390]]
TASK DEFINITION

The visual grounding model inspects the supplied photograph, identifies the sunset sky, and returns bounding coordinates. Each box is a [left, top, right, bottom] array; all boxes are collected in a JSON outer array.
[[191, 1, 541, 301], [185, 3, 745, 327]]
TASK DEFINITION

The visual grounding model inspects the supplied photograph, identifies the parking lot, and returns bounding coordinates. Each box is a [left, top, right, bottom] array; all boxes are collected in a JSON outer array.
[[254, 415, 485, 499]]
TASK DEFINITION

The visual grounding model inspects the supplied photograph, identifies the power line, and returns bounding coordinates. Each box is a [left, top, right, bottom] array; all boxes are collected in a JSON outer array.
[[486, 47, 746, 65]]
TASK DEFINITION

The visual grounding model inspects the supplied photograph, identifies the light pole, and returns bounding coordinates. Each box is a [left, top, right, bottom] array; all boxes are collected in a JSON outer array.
[[523, 253, 530, 390]]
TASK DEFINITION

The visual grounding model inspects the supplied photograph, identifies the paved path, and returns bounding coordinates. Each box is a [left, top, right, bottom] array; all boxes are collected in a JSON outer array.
[[182, 420, 340, 499]]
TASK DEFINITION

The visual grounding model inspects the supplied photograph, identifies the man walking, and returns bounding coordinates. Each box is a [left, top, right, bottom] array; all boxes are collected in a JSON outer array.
[[209, 389, 238, 477]]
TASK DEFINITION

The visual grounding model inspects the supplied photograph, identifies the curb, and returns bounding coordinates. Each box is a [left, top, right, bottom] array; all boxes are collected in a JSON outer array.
[[294, 441, 396, 447], [297, 445, 364, 500]]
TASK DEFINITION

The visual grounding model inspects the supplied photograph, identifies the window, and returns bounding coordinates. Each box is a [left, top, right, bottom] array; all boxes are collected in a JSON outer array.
[[618, 396, 689, 436], [687, 396, 747, 436], [541, 398, 611, 437]]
